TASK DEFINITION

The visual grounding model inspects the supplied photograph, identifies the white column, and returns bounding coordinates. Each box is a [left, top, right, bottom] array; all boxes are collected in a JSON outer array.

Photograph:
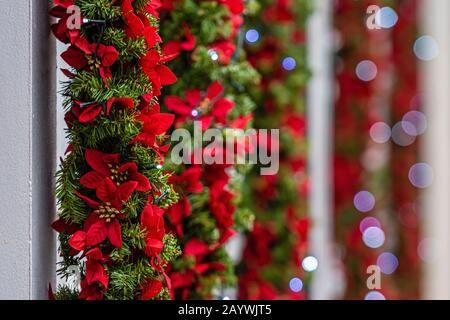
[[307, 0, 343, 300], [0, 0, 56, 299], [422, 0, 450, 300]]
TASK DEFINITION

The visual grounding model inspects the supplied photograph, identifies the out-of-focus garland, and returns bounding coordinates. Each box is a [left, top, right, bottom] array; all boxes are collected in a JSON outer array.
[[237, 0, 312, 300], [50, 0, 181, 300], [334, 0, 421, 299], [334, 0, 387, 299], [390, 0, 421, 299], [159, 0, 260, 299]]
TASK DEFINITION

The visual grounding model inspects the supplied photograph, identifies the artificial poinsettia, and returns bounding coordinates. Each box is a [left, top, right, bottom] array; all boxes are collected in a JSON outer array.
[[80, 149, 151, 192], [131, 107, 175, 148], [141, 279, 163, 300], [71, 97, 134, 124], [50, 2, 80, 44], [166, 167, 203, 235], [122, 0, 162, 49], [209, 182, 235, 229], [165, 81, 234, 130], [140, 49, 177, 96], [169, 166, 203, 194], [164, 22, 196, 56], [171, 239, 226, 299], [69, 179, 137, 250], [140, 203, 165, 257], [61, 36, 118, 86]]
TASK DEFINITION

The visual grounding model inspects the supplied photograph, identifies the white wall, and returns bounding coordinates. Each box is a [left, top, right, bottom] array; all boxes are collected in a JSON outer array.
[[422, 0, 450, 300], [0, 0, 56, 299]]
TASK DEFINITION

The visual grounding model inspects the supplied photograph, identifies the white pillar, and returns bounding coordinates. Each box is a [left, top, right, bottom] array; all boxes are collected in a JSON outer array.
[[0, 0, 56, 299], [422, 0, 450, 300], [307, 0, 343, 300]]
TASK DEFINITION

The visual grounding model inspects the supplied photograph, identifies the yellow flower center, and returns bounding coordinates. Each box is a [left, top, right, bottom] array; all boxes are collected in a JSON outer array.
[[94, 202, 120, 223]]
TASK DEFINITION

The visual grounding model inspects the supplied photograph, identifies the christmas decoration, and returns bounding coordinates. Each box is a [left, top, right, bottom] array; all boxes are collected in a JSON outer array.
[[333, 0, 421, 299], [51, 0, 181, 300], [159, 0, 260, 299], [237, 0, 312, 300]]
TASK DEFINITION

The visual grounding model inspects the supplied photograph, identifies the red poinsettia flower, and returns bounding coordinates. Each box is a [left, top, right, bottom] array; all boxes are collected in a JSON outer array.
[[122, 0, 162, 49], [131, 108, 174, 148], [140, 203, 165, 257], [141, 279, 163, 300], [50, 1, 80, 44], [209, 182, 236, 229], [166, 167, 203, 235], [164, 22, 196, 56], [172, 239, 226, 298], [165, 81, 234, 130], [73, 97, 134, 124], [80, 149, 150, 192], [69, 179, 137, 250], [140, 50, 177, 96], [169, 166, 203, 194], [61, 36, 118, 87]]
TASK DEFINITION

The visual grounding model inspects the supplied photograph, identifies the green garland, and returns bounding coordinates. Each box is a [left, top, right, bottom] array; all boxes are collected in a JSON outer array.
[[238, 0, 312, 299], [159, 0, 260, 299], [51, 0, 180, 300]]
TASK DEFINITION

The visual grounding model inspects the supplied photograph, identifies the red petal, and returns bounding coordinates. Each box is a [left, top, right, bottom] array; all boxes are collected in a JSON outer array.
[[149, 113, 175, 134], [118, 181, 138, 202], [141, 280, 163, 300], [85, 247, 103, 260], [144, 26, 162, 48], [61, 46, 87, 70], [161, 42, 181, 61], [85, 149, 111, 177], [75, 191, 100, 209], [156, 65, 177, 85], [51, 219, 68, 233], [184, 239, 209, 256], [144, 238, 164, 256], [80, 171, 105, 189], [130, 172, 151, 192], [69, 231, 87, 251], [86, 260, 108, 289], [107, 220, 122, 248], [86, 221, 108, 246], [78, 105, 102, 123], [212, 98, 234, 122], [98, 45, 119, 67], [99, 67, 112, 88], [106, 97, 134, 114], [118, 162, 138, 173], [185, 89, 201, 107], [180, 23, 196, 51], [96, 178, 118, 204], [140, 50, 160, 70], [207, 81, 223, 100], [164, 96, 192, 116]]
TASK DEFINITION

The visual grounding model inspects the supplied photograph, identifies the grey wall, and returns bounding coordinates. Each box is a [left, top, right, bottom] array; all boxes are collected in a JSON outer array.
[[0, 0, 56, 299]]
